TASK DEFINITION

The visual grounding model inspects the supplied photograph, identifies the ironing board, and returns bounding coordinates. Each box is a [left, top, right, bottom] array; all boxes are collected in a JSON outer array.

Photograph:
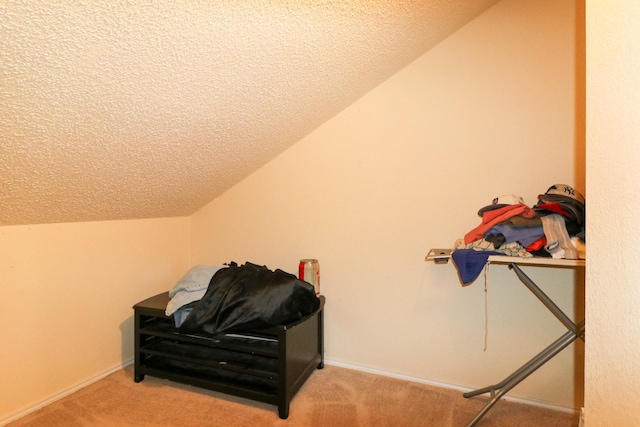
[[425, 250, 585, 427]]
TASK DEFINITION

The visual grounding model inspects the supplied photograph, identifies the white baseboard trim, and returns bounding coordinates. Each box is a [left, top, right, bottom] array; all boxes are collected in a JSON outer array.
[[0, 358, 134, 427], [323, 358, 579, 415]]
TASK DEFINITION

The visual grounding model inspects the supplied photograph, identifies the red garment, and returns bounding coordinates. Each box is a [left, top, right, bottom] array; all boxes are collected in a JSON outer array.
[[536, 202, 574, 220], [464, 204, 535, 244], [526, 237, 546, 252]]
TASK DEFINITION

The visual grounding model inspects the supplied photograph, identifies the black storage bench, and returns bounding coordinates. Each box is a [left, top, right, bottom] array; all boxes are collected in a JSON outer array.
[[133, 292, 325, 419]]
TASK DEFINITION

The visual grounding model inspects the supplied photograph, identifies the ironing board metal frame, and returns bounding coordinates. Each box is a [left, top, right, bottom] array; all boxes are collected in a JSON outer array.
[[463, 256, 585, 427]]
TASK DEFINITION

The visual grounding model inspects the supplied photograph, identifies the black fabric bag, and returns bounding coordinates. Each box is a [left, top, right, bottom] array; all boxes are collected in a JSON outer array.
[[178, 262, 320, 335]]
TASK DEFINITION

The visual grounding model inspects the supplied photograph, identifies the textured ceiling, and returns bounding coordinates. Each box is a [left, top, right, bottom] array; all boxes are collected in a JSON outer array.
[[1, 0, 499, 226]]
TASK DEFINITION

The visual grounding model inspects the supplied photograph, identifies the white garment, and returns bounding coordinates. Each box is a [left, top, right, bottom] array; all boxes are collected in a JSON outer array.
[[540, 214, 578, 259]]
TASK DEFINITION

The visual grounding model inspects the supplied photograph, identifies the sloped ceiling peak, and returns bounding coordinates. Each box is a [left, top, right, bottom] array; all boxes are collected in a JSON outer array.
[[1, 0, 499, 226]]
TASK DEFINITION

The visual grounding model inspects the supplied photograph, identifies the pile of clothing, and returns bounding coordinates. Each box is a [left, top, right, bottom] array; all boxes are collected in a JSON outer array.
[[452, 184, 585, 285], [166, 262, 320, 334]]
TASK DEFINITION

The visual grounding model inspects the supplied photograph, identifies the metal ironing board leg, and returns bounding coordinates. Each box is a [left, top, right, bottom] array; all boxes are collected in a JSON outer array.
[[508, 263, 583, 336], [464, 262, 585, 427]]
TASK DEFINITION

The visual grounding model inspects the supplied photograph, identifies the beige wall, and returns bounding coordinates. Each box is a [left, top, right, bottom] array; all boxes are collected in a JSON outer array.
[[8, 1, 640, 424], [191, 0, 583, 410], [2, 0, 597, 423], [586, 1, 640, 426], [0, 218, 190, 422]]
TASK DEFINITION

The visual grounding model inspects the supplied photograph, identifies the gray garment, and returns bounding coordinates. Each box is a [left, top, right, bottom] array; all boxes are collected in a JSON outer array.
[[165, 265, 226, 316]]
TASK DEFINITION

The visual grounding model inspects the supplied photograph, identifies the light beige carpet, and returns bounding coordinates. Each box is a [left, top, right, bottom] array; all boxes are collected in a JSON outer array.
[[8, 365, 578, 427]]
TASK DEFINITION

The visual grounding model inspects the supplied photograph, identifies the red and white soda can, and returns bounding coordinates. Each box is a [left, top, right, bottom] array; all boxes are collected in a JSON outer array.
[[299, 259, 320, 296]]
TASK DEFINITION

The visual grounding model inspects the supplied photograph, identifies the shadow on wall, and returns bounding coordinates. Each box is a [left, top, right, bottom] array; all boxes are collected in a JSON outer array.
[[120, 315, 135, 365], [573, 267, 585, 409]]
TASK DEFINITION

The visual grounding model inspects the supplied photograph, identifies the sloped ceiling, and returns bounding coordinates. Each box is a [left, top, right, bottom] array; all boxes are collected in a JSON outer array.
[[1, 0, 499, 226]]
